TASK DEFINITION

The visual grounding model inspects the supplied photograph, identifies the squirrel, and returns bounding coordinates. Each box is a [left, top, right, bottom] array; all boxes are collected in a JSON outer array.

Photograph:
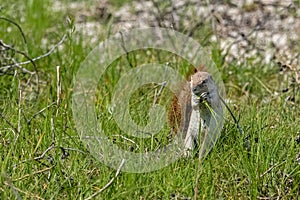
[[168, 67, 223, 157]]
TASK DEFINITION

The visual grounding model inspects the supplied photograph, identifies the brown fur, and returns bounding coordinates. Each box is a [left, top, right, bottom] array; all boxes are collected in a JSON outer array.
[[168, 65, 207, 138]]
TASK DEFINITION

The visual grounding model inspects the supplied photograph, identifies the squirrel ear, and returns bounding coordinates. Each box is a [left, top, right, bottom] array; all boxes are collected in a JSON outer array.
[[187, 68, 198, 79], [192, 68, 198, 74], [187, 65, 207, 79]]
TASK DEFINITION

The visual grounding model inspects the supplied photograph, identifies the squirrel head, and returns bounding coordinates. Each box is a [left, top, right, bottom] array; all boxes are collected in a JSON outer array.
[[190, 71, 217, 107]]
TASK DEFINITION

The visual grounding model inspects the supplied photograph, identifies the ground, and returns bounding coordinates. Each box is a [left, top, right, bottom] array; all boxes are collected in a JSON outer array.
[[0, 0, 300, 199]]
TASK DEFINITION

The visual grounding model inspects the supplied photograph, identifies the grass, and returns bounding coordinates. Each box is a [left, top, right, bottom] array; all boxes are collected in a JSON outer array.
[[1, 0, 300, 199]]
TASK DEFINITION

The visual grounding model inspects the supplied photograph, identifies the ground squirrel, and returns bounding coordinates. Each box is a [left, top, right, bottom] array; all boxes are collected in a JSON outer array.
[[169, 69, 223, 157]]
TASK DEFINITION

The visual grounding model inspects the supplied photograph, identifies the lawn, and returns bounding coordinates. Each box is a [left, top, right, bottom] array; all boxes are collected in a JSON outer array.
[[0, 0, 299, 199]]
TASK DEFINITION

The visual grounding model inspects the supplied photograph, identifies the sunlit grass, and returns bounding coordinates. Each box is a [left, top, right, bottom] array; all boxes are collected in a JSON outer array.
[[0, 0, 299, 199]]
